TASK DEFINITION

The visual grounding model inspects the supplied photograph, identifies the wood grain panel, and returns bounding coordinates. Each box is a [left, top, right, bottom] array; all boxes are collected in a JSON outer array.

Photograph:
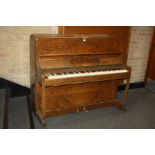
[[44, 81, 118, 113], [36, 37, 124, 55], [58, 26, 131, 64], [59, 26, 130, 37], [39, 54, 122, 69]]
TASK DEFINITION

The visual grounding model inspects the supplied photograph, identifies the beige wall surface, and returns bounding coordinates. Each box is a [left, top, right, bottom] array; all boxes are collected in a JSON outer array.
[[0, 26, 153, 87], [0, 26, 58, 87], [127, 27, 154, 82]]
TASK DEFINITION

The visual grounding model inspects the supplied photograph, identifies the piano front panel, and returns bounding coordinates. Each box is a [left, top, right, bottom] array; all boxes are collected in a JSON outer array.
[[36, 37, 124, 55], [39, 54, 123, 69], [44, 81, 118, 116]]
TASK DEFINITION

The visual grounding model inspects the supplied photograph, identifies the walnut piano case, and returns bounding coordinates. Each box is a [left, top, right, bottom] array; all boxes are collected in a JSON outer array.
[[30, 34, 131, 126]]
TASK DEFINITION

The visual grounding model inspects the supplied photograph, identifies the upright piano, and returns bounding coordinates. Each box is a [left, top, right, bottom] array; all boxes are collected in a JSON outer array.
[[30, 33, 131, 126]]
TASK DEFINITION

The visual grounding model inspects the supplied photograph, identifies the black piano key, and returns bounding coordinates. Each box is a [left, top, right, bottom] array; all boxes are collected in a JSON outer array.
[[90, 70, 96, 72], [56, 73, 62, 75], [49, 73, 55, 76], [80, 71, 85, 73], [62, 72, 67, 74], [68, 72, 74, 74], [73, 71, 78, 74], [65, 72, 69, 74]]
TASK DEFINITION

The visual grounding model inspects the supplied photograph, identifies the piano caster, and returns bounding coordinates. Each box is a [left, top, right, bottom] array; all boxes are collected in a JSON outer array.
[[119, 106, 126, 112], [33, 111, 46, 128], [41, 118, 46, 128], [42, 122, 46, 128], [36, 113, 46, 128], [114, 101, 126, 112]]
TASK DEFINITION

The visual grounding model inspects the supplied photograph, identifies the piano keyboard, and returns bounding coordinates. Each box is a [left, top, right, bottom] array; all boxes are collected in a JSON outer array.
[[45, 69, 128, 79]]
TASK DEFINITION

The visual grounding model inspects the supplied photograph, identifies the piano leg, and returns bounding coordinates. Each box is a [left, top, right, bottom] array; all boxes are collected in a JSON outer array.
[[41, 118, 46, 128], [41, 83, 46, 128], [124, 78, 130, 105], [114, 77, 130, 111], [114, 101, 126, 111], [33, 110, 46, 128]]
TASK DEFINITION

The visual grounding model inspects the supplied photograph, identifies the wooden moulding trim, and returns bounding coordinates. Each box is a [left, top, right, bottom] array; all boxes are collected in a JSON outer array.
[[58, 26, 131, 36]]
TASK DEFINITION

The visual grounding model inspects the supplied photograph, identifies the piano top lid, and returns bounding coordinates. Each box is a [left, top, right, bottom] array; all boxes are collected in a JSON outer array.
[[31, 34, 128, 39]]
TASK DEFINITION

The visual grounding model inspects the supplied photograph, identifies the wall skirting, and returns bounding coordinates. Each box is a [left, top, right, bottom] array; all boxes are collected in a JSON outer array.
[[118, 81, 144, 91], [0, 78, 30, 97]]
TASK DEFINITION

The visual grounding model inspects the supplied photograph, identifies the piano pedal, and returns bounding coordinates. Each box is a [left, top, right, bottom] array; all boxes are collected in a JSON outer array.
[[83, 107, 88, 112]]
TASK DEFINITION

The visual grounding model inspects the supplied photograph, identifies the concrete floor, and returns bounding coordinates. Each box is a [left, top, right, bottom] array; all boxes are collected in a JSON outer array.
[[33, 88, 155, 129]]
